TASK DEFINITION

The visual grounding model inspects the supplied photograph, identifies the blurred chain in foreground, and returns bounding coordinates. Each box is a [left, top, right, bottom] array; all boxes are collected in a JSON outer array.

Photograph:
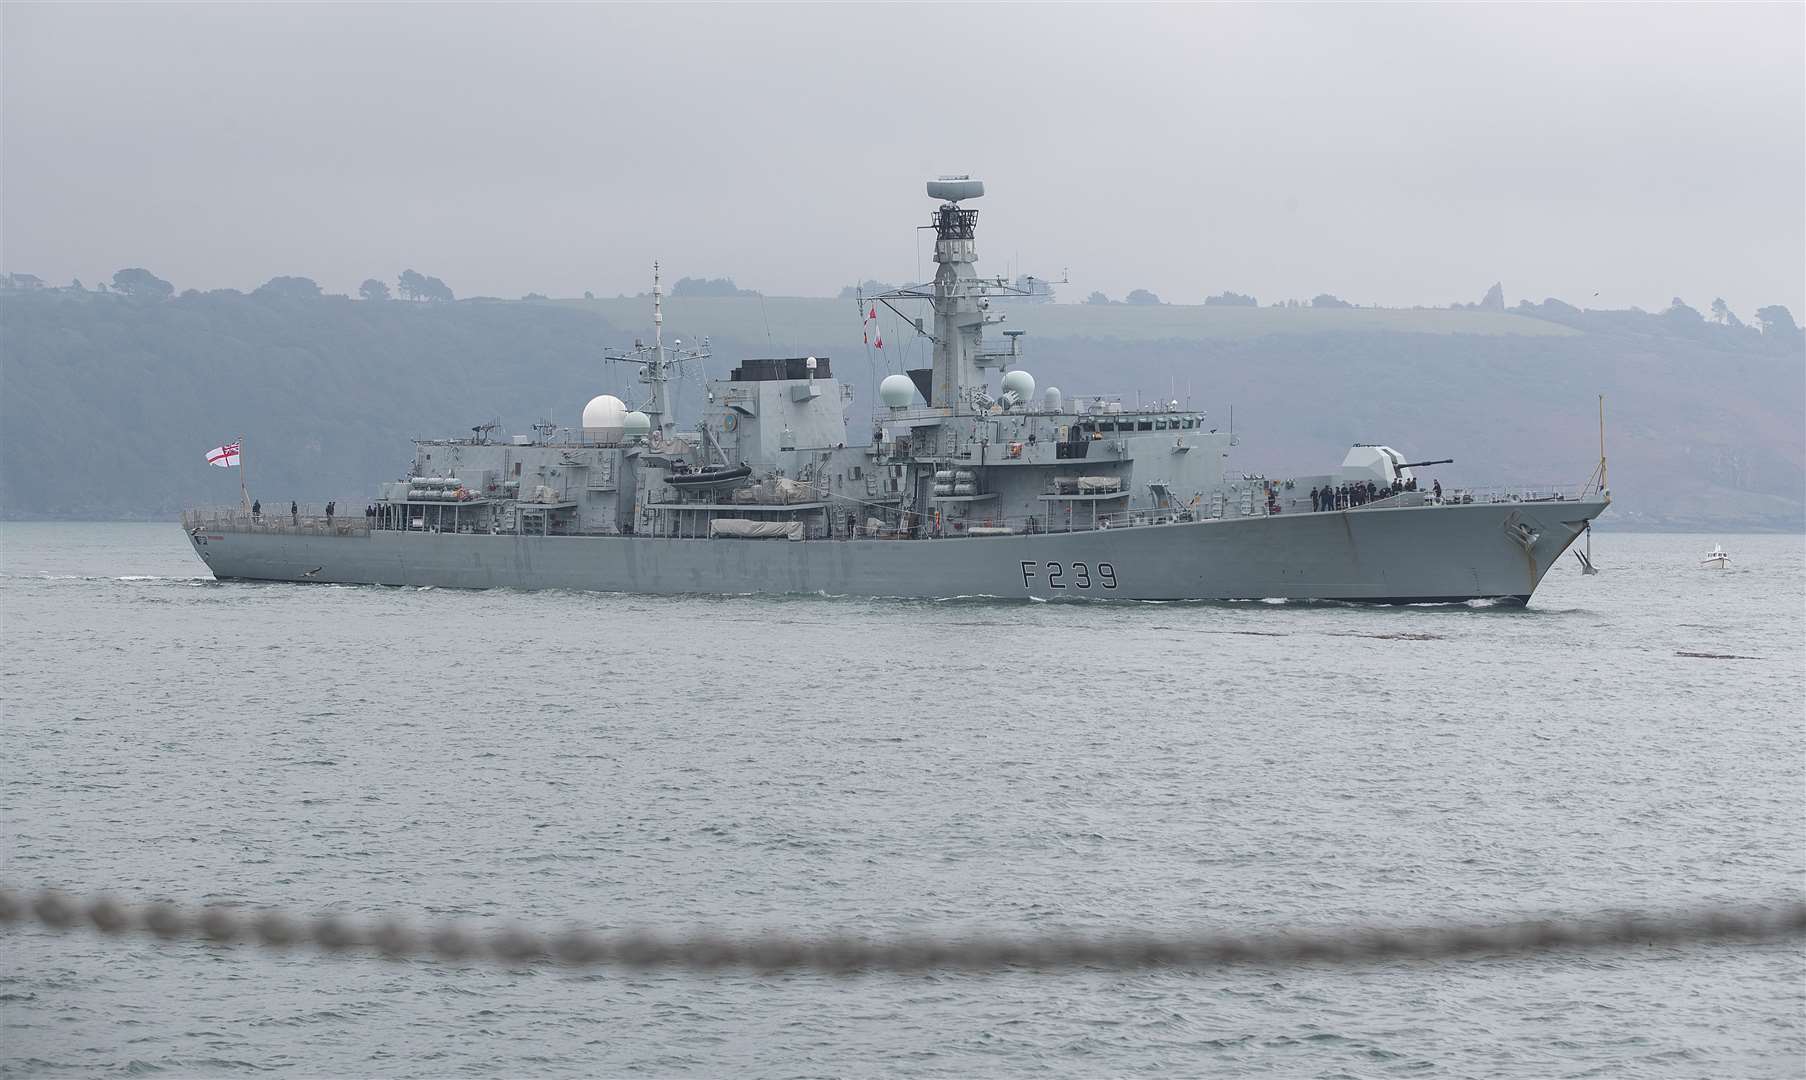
[[2, 885, 1800, 974]]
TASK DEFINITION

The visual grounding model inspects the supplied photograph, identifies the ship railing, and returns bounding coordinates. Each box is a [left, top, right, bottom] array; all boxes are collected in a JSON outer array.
[[954, 482, 1601, 534], [1287, 481, 1600, 513], [1426, 483, 1598, 506], [181, 506, 370, 537], [1093, 507, 1195, 531], [886, 506, 1190, 539]]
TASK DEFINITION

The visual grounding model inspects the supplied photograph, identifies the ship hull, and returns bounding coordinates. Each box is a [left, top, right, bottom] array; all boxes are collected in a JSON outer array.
[[184, 499, 1607, 604]]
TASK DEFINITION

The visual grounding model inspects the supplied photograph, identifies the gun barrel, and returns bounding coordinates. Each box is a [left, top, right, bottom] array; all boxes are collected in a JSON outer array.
[[1395, 458, 1454, 470]]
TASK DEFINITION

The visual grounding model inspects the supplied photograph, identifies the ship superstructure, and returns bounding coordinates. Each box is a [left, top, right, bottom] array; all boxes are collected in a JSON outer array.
[[183, 177, 1609, 602]]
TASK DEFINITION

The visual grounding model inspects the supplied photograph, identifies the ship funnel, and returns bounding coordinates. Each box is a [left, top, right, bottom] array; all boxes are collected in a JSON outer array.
[[906, 367, 934, 403], [927, 176, 984, 202]]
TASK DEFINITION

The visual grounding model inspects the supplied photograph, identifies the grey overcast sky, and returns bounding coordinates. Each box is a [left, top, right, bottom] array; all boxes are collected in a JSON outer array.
[[5, 2, 1802, 314]]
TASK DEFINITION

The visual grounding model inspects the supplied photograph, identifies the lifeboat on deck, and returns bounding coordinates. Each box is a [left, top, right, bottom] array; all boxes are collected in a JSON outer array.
[[665, 462, 753, 493]]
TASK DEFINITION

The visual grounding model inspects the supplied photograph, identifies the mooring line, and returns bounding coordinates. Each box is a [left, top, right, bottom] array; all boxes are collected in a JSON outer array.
[[4, 886, 1800, 974]]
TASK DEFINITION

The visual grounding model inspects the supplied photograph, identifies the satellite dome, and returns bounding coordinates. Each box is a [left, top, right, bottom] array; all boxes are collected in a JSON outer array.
[[581, 394, 626, 441], [1042, 386, 1062, 413], [1001, 369, 1036, 403], [879, 373, 916, 408], [622, 410, 652, 438]]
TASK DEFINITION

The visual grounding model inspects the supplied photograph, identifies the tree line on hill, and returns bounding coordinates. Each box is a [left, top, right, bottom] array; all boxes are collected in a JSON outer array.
[[1, 278, 1798, 527], [14, 267, 1798, 339], [2, 267, 463, 304]]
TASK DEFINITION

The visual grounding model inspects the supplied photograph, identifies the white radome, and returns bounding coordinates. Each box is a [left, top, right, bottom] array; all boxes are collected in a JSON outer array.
[[581, 394, 626, 441], [879, 373, 916, 408], [1001, 369, 1036, 403], [622, 410, 652, 438]]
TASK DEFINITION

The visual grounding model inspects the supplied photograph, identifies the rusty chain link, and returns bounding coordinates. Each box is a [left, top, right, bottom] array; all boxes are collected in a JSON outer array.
[[2, 885, 1800, 973]]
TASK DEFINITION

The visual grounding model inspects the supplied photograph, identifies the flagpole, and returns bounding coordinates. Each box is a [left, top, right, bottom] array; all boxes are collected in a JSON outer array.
[[239, 433, 250, 512]]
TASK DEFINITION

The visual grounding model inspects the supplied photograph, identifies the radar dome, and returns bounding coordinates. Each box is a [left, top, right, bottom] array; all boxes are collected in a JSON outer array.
[[879, 373, 916, 408], [1042, 386, 1062, 413], [1000, 369, 1036, 403], [622, 410, 652, 438], [581, 394, 626, 441]]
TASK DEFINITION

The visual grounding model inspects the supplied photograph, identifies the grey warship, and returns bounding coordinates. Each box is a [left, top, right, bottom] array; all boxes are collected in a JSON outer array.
[[182, 176, 1609, 603]]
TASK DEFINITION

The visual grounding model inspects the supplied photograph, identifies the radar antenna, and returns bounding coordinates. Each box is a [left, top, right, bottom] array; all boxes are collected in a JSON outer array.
[[855, 177, 1067, 411], [471, 417, 500, 444], [604, 261, 712, 436]]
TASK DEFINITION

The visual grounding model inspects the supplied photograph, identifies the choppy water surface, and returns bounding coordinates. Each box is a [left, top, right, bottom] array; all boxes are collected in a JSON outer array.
[[2, 523, 1801, 1078]]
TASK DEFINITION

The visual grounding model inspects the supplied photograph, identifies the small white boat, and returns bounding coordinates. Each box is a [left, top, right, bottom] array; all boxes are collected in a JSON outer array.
[[1701, 544, 1730, 569]]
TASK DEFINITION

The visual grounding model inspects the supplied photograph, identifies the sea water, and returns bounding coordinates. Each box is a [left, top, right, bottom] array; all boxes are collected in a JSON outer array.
[[2, 524, 1801, 1078]]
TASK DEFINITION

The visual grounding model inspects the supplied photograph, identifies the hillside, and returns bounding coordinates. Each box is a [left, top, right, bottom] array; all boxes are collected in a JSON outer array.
[[578, 294, 1582, 347], [1, 292, 610, 520], [2, 289, 1800, 530]]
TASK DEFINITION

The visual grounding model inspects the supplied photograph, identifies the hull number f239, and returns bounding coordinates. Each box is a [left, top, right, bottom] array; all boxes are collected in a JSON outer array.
[[1021, 561, 1116, 591]]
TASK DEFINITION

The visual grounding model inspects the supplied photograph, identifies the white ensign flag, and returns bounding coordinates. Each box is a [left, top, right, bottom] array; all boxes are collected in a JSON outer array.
[[205, 442, 241, 468]]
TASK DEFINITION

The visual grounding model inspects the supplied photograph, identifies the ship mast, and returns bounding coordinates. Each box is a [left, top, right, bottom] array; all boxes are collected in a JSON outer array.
[[928, 179, 989, 410], [605, 261, 710, 438], [1584, 393, 1609, 497], [862, 177, 1049, 414], [650, 261, 668, 433], [1598, 393, 1608, 493]]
